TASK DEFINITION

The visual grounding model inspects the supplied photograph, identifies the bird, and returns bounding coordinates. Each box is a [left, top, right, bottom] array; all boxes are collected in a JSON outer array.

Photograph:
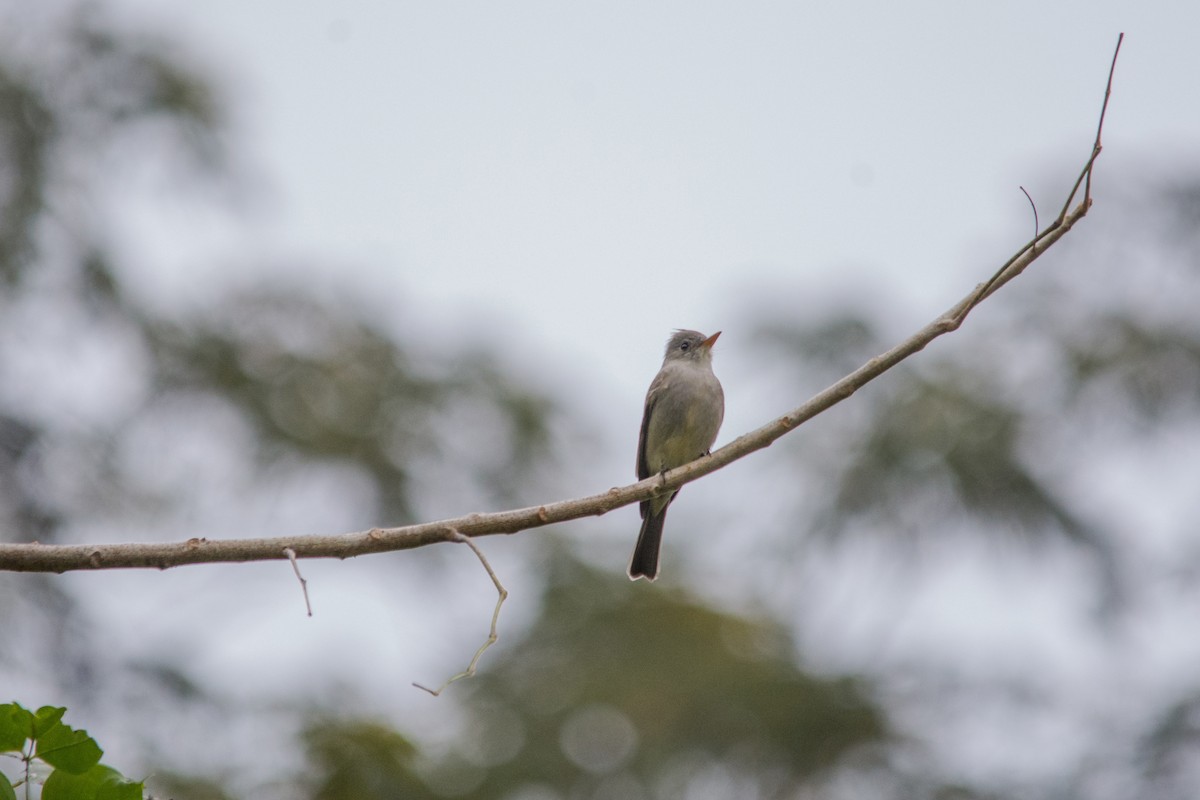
[[629, 329, 725, 581]]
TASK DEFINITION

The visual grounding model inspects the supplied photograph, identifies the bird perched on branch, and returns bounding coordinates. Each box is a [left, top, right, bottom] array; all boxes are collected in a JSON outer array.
[[629, 329, 724, 581]]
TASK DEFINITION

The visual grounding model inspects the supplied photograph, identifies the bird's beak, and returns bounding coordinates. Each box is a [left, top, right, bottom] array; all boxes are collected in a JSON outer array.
[[701, 331, 722, 350]]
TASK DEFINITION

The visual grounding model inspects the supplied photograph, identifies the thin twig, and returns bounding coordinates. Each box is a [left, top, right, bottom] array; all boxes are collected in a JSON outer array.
[[283, 547, 313, 617], [413, 530, 508, 696], [1019, 186, 1039, 239], [0, 37, 1124, 575]]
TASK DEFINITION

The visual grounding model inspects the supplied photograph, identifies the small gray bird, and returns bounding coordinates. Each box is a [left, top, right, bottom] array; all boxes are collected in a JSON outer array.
[[629, 329, 725, 581]]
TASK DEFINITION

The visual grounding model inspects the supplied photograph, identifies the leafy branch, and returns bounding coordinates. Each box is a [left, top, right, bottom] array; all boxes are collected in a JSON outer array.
[[0, 703, 142, 800]]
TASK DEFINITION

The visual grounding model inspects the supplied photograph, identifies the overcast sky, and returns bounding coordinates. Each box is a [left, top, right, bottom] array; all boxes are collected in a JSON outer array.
[[105, 2, 1199, 425]]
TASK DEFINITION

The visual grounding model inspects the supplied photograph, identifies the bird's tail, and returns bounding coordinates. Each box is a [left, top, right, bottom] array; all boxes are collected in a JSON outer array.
[[628, 505, 668, 581]]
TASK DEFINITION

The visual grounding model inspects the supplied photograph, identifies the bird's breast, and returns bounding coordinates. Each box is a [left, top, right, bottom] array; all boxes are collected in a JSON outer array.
[[642, 365, 724, 473]]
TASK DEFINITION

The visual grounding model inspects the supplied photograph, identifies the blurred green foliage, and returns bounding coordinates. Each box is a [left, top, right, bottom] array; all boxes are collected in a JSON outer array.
[[753, 205, 1200, 565], [292, 554, 887, 799], [141, 287, 555, 520], [302, 720, 426, 800]]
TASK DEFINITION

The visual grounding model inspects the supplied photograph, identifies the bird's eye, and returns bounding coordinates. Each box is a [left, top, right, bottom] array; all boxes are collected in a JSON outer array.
[[679, 341, 690, 351]]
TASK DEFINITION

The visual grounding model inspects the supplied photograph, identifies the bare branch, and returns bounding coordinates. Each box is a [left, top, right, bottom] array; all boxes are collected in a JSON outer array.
[[0, 37, 1124, 575], [413, 530, 508, 696]]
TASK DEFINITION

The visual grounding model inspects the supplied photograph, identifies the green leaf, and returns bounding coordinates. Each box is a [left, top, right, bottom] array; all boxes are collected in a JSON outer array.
[[0, 774, 16, 800], [0, 703, 32, 751], [97, 770, 144, 800], [35, 721, 103, 774], [32, 706, 67, 737], [43, 764, 143, 800]]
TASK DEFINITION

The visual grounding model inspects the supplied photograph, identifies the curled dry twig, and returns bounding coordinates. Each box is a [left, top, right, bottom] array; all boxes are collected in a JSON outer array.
[[413, 530, 508, 697]]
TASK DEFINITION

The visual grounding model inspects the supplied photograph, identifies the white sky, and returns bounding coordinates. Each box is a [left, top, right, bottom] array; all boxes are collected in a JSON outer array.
[[107, 1, 1200, 420]]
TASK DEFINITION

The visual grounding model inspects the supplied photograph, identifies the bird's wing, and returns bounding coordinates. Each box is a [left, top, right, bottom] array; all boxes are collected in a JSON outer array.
[[636, 390, 656, 481]]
